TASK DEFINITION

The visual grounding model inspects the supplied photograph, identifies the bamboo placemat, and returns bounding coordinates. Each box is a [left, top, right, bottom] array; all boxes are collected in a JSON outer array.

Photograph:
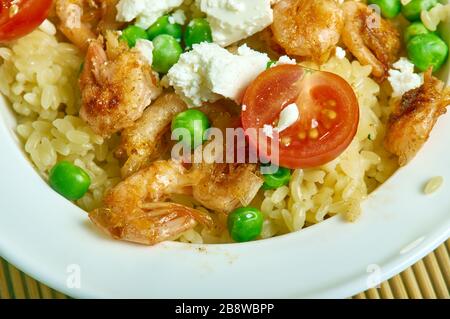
[[1, 240, 449, 299]]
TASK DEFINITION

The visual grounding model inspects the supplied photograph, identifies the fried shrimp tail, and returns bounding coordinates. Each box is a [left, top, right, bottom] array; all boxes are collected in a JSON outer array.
[[272, 0, 344, 63], [79, 32, 161, 137], [384, 70, 450, 166], [89, 160, 213, 245], [342, 1, 401, 79]]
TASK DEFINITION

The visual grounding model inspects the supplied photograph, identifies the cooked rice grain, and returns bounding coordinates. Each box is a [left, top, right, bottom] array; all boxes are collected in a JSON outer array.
[[1, 28, 121, 211]]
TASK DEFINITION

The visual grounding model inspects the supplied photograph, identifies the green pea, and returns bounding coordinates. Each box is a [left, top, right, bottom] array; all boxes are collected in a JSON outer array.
[[404, 21, 432, 43], [228, 207, 263, 243], [152, 34, 183, 73], [407, 33, 448, 72], [120, 25, 148, 48], [147, 15, 183, 41], [184, 18, 213, 49], [262, 167, 291, 190], [49, 161, 91, 201], [368, 0, 401, 19], [401, 0, 438, 21], [171, 109, 210, 149]]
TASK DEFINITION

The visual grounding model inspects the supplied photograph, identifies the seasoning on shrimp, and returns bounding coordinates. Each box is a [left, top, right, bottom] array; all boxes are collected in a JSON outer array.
[[271, 0, 344, 63], [79, 31, 162, 137], [384, 69, 450, 166], [116, 93, 188, 177], [342, 1, 401, 79]]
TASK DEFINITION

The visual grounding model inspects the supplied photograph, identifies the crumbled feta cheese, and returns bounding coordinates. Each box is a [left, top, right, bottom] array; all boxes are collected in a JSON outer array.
[[276, 103, 299, 133], [335, 46, 346, 59], [276, 55, 297, 66], [133, 39, 154, 65], [196, 0, 273, 47], [168, 43, 270, 107], [388, 58, 423, 98], [170, 9, 187, 25], [116, 0, 183, 29], [263, 124, 274, 139]]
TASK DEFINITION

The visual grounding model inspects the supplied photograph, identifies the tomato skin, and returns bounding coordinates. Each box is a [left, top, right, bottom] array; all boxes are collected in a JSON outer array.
[[242, 64, 360, 169], [0, 0, 53, 42]]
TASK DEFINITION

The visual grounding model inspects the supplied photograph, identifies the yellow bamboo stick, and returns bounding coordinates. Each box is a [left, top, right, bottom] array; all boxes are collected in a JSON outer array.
[[24, 275, 41, 299], [434, 244, 450, 287], [365, 288, 381, 299], [53, 291, 67, 299], [0, 260, 11, 299], [353, 292, 367, 299], [389, 274, 408, 299], [423, 251, 449, 299], [7, 264, 26, 299], [38, 283, 54, 299], [412, 260, 437, 299], [401, 267, 423, 299], [379, 281, 394, 299]]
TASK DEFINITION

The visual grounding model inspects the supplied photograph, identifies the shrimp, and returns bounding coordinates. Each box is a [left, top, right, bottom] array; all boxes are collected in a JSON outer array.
[[79, 31, 162, 137], [342, 1, 401, 79], [55, 0, 122, 51], [116, 93, 188, 178], [116, 98, 241, 177], [384, 70, 450, 166], [192, 164, 264, 214], [271, 0, 344, 63], [89, 160, 214, 245]]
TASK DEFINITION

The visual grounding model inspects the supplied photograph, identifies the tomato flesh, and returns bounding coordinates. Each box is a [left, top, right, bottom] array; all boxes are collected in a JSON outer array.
[[0, 0, 53, 42], [242, 64, 360, 169]]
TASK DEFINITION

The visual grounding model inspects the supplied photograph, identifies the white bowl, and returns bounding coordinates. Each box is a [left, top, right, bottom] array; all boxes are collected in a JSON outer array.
[[0, 21, 449, 299]]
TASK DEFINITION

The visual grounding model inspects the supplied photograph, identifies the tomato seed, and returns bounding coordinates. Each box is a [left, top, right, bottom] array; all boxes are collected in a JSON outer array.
[[309, 129, 319, 139]]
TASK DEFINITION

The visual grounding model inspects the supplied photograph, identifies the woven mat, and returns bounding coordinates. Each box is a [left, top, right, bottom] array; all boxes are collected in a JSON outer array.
[[1, 240, 449, 299]]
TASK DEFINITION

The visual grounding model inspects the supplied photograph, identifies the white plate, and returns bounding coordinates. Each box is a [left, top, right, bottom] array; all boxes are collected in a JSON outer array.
[[1, 22, 450, 299]]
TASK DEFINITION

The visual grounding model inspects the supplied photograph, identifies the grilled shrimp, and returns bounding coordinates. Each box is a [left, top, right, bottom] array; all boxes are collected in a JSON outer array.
[[89, 160, 214, 245], [56, 0, 122, 51], [193, 164, 263, 214], [79, 32, 161, 137], [384, 70, 450, 166], [116, 93, 188, 178], [342, 1, 401, 79], [271, 0, 344, 63], [116, 98, 241, 177]]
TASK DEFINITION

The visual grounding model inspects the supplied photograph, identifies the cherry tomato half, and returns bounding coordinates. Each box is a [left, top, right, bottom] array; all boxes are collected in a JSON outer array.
[[0, 0, 53, 42], [241, 64, 359, 169]]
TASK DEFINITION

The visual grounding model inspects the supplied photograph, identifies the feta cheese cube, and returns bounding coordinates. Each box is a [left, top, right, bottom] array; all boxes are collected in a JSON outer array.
[[196, 0, 273, 47], [168, 43, 270, 107], [276, 55, 297, 66], [335, 46, 346, 59], [116, 0, 184, 29], [133, 39, 154, 65], [388, 58, 423, 98], [170, 9, 187, 25]]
